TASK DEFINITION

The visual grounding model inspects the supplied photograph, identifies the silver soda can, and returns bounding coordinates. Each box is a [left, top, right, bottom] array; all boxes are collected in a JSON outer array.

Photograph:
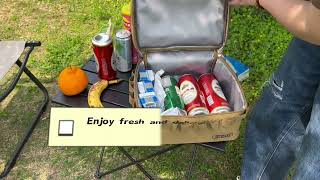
[[115, 29, 132, 72]]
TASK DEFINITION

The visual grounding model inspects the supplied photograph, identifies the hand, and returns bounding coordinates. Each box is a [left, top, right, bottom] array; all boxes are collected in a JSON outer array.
[[229, 0, 256, 6]]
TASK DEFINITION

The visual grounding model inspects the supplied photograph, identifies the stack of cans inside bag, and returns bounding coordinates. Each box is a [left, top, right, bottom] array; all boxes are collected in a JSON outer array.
[[138, 68, 231, 116]]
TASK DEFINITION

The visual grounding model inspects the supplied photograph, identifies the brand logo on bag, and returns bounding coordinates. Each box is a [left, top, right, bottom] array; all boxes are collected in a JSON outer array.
[[213, 133, 233, 139]]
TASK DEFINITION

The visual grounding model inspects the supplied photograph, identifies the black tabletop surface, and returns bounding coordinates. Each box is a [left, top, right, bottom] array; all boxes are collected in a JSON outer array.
[[53, 57, 131, 108]]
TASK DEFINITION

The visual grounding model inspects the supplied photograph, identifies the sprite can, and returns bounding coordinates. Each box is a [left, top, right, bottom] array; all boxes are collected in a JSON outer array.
[[115, 29, 132, 72], [162, 76, 184, 110]]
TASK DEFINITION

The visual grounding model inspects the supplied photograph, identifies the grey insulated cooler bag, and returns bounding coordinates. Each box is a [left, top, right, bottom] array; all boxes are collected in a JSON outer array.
[[129, 0, 248, 144]]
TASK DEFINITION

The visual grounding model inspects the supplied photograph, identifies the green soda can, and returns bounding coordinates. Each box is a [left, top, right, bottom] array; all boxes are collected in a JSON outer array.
[[162, 76, 184, 110]]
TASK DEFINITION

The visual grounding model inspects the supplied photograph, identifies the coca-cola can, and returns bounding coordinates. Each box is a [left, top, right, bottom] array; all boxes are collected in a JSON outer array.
[[178, 74, 209, 116], [198, 73, 231, 113], [92, 33, 117, 80]]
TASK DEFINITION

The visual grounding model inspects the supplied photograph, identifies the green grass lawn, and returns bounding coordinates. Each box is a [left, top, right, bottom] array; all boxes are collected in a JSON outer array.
[[0, 0, 292, 179]]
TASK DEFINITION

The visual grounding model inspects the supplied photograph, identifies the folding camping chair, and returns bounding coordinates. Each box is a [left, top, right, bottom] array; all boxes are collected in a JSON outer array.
[[0, 41, 49, 178]]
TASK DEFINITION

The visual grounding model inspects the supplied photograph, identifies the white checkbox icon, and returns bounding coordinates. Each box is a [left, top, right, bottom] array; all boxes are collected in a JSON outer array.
[[58, 120, 74, 136]]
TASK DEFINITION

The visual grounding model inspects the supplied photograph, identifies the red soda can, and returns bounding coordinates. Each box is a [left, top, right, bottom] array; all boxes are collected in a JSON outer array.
[[178, 74, 209, 116], [198, 73, 231, 113], [92, 33, 117, 80]]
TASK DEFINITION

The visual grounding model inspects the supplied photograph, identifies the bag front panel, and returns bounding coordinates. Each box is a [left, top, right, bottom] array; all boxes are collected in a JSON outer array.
[[161, 114, 243, 144]]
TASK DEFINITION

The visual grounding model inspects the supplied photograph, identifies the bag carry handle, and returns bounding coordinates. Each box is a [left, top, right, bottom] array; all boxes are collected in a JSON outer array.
[[129, 75, 136, 107]]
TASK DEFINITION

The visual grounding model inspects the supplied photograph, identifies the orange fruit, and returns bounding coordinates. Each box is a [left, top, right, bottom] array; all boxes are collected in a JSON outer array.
[[58, 66, 89, 96]]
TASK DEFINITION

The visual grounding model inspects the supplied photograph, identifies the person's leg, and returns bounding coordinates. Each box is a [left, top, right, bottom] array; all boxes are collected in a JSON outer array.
[[241, 38, 320, 180], [293, 85, 320, 180]]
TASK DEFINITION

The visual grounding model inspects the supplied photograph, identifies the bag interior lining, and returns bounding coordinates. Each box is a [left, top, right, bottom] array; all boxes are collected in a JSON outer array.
[[136, 52, 246, 113]]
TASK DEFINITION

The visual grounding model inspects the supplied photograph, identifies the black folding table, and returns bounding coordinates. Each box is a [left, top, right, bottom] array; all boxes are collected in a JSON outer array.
[[0, 41, 49, 178], [52, 56, 226, 179]]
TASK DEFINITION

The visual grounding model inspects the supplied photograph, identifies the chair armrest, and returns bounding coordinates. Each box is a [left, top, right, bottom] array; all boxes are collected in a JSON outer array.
[[25, 41, 41, 47], [0, 42, 41, 102]]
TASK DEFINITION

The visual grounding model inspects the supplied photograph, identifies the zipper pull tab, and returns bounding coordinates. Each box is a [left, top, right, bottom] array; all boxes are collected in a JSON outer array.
[[211, 50, 219, 73], [217, 46, 224, 58], [213, 49, 220, 61]]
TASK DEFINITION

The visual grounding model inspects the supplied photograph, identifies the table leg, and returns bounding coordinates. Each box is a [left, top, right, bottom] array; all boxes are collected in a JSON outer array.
[[94, 147, 106, 179], [118, 147, 154, 179], [95, 145, 182, 179]]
